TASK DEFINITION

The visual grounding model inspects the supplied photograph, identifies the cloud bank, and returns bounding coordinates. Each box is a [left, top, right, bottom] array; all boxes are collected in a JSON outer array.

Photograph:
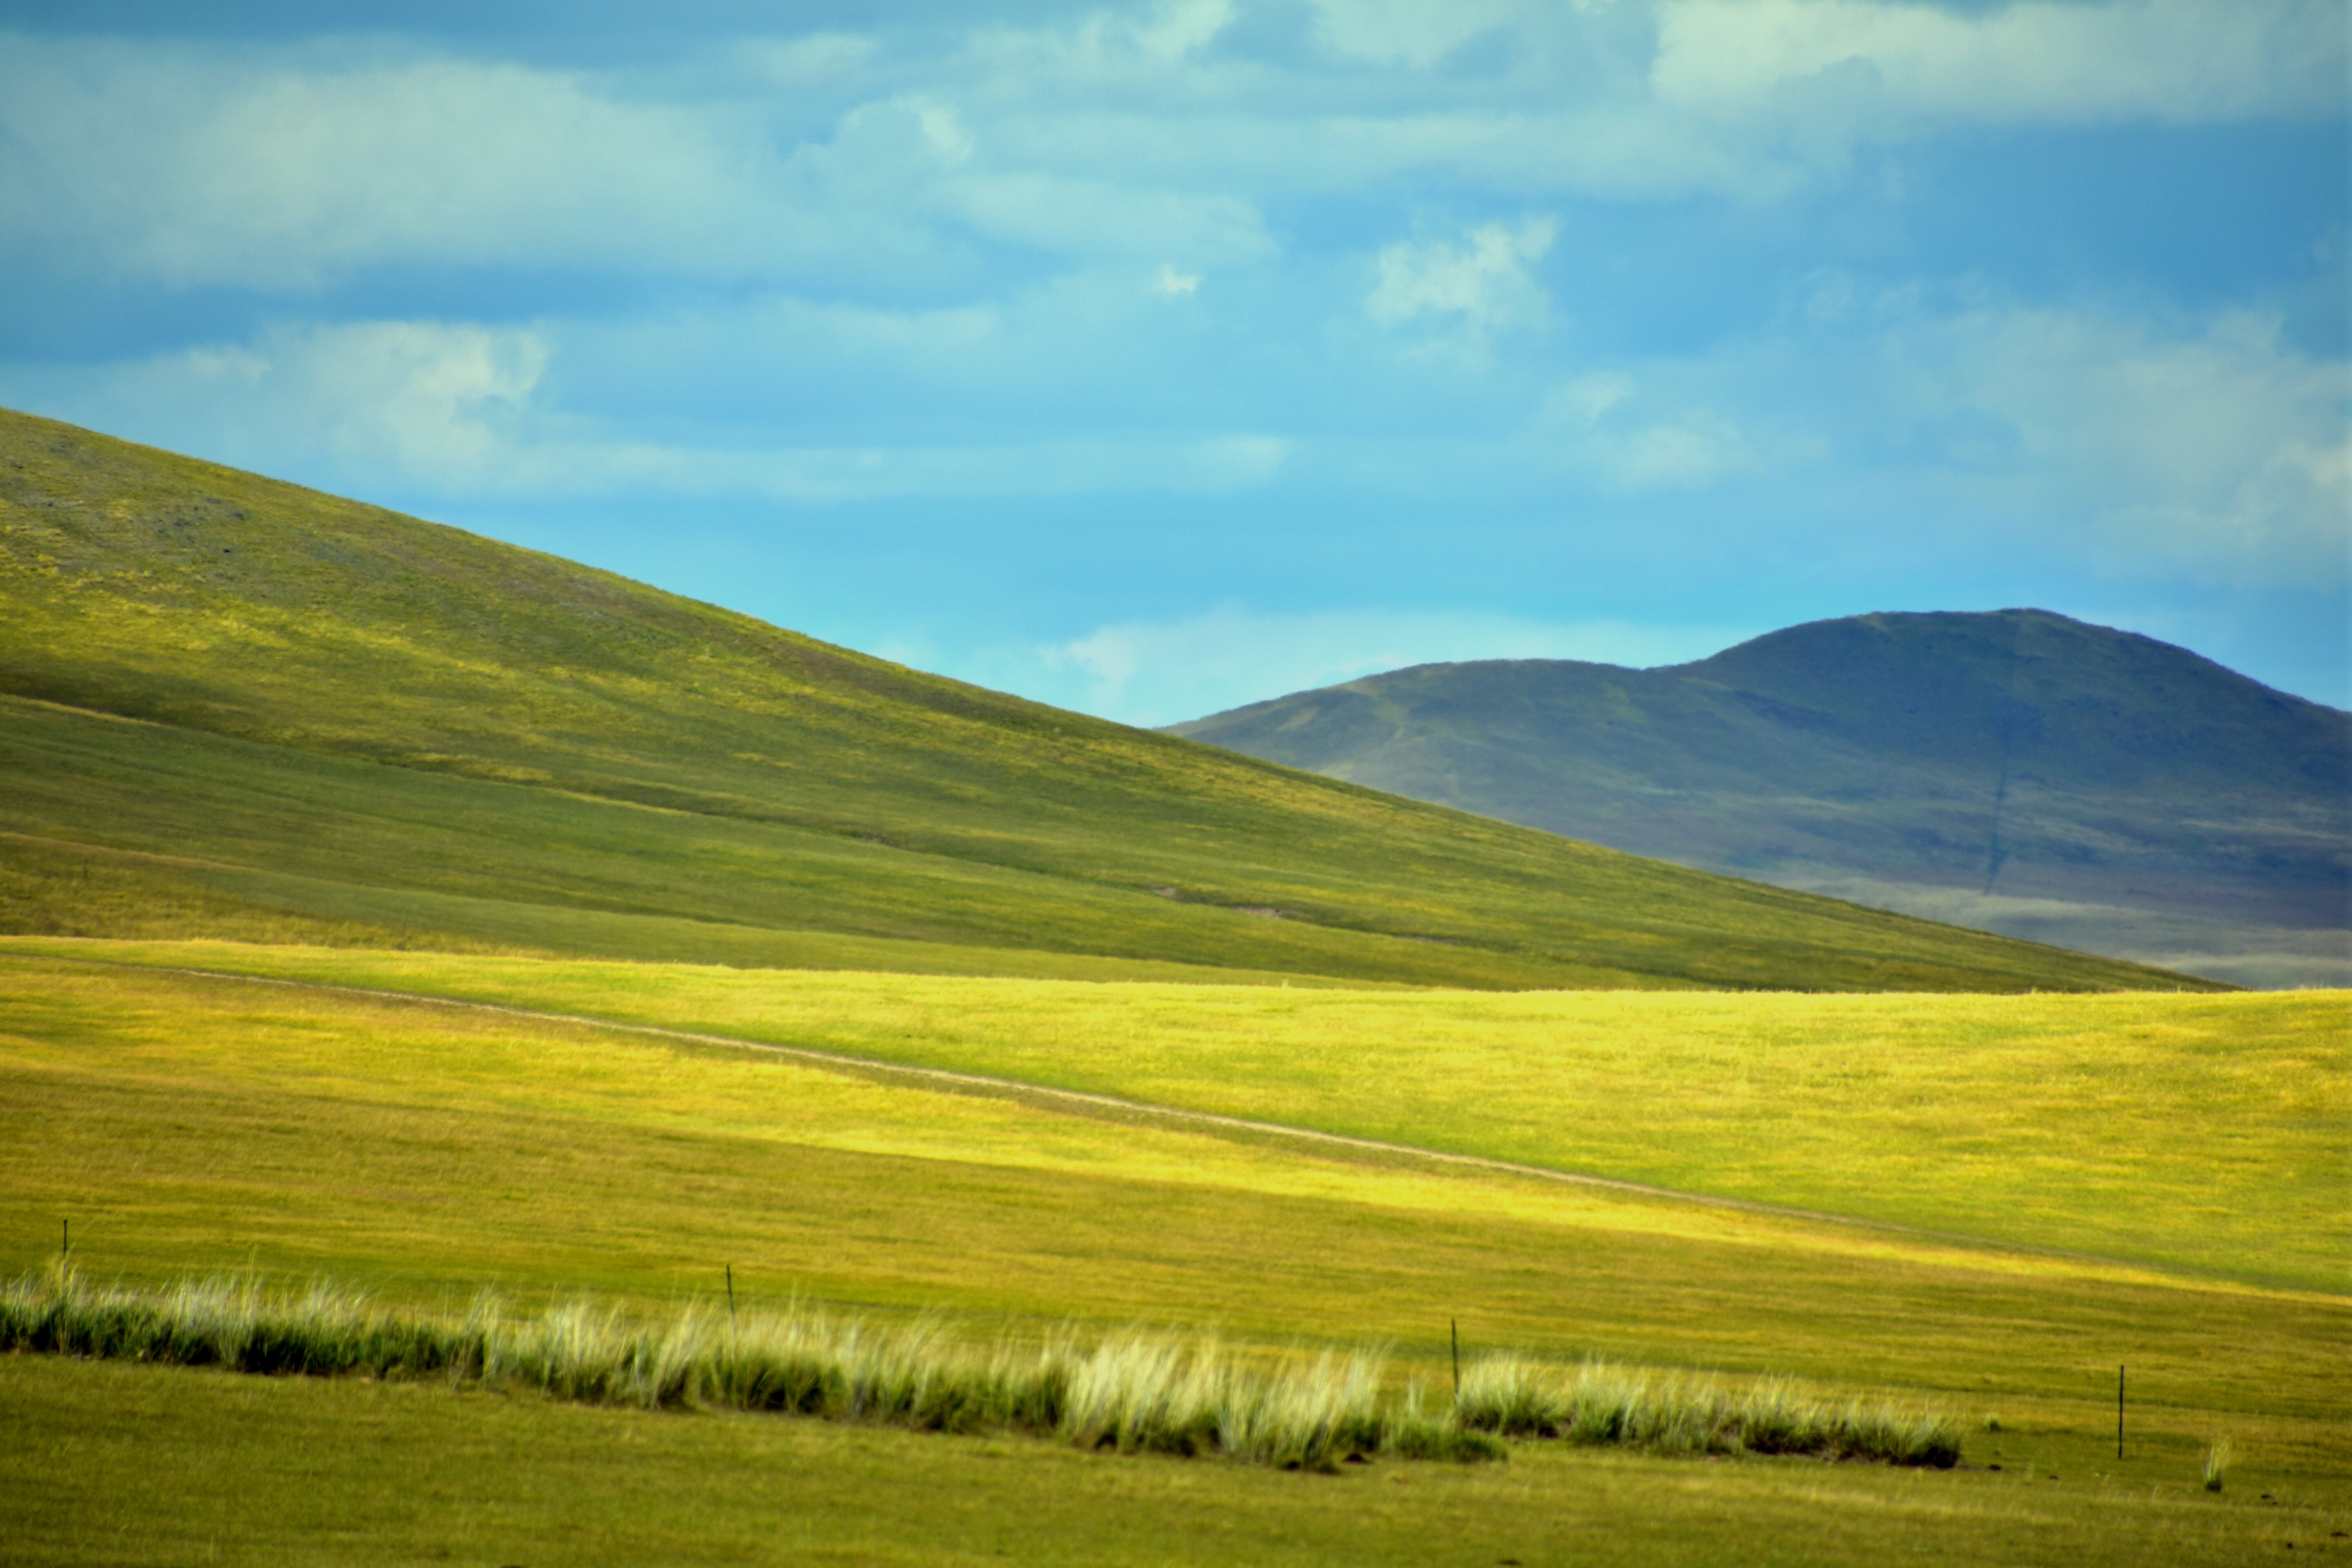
[[0, 0, 2343, 718]]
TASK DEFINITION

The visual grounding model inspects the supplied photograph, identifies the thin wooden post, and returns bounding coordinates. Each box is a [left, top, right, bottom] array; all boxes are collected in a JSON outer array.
[[2117, 1365, 2125, 1459], [725, 1265, 737, 1327], [1450, 1318, 1460, 1400], [61, 1218, 68, 1261]]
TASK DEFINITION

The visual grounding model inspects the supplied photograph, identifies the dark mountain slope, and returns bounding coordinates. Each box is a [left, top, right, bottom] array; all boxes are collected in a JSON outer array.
[[0, 408, 2205, 992], [1169, 612, 2348, 988]]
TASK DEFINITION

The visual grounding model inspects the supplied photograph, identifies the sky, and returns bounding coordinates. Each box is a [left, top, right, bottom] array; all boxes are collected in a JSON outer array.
[[2, 0, 2345, 724]]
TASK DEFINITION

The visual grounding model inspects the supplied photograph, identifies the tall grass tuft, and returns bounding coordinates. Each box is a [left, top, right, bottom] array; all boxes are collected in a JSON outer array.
[[0, 1266, 1477, 1468], [1454, 1352, 1961, 1467], [0, 1266, 1955, 1468], [2203, 1436, 2233, 1492]]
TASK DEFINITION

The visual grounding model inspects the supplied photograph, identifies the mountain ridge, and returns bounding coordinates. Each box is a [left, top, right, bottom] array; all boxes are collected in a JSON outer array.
[[1167, 610, 2348, 988]]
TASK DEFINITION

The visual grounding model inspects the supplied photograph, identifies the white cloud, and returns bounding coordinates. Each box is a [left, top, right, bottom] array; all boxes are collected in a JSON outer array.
[[0, 43, 822, 289], [1368, 217, 1556, 331], [1308, 0, 1541, 69], [580, 432, 1287, 503], [1004, 0, 1237, 74], [1035, 604, 1755, 724], [1132, 0, 1238, 61], [1592, 410, 1758, 490], [1654, 0, 2347, 128], [951, 171, 1272, 264], [1551, 372, 1632, 423], [1538, 372, 1770, 489], [738, 32, 880, 89], [6, 319, 550, 480], [911, 97, 977, 163], [0, 315, 1293, 503], [0, 33, 1273, 292], [1531, 292, 2350, 585], [1911, 304, 2350, 586], [0, 7, 2339, 663], [5, 3, 2328, 299]]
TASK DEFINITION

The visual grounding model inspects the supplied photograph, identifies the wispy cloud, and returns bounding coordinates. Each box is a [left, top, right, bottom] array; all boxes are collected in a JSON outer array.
[[1369, 218, 1556, 334], [1035, 605, 1757, 726], [1654, 0, 2346, 129], [1537, 372, 1773, 491], [1523, 293, 2347, 583], [1919, 303, 2350, 587], [0, 317, 1290, 502]]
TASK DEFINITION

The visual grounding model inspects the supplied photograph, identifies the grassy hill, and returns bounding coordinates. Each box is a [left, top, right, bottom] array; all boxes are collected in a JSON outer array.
[[1170, 612, 2348, 988], [0, 408, 2206, 993]]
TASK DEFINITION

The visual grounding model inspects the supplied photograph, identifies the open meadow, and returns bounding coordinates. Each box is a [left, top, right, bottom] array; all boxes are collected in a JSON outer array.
[[2, 413, 2343, 1563], [5, 15, 2349, 1560], [2, 940, 2344, 1564]]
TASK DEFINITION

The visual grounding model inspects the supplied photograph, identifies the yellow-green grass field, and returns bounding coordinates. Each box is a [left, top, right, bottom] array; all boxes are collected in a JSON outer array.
[[1, 942, 2345, 1563], [11, 937, 2339, 1290]]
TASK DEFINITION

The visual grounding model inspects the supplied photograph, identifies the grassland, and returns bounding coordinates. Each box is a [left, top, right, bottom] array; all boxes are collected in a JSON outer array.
[[2, 1265, 1514, 1470], [14, 1355, 2331, 1568], [13, 938, 2336, 1290], [6, 1266, 1976, 1468], [0, 406, 2336, 1563], [27, 947, 2338, 1388], [0, 406, 2211, 993], [0, 945, 2342, 1563]]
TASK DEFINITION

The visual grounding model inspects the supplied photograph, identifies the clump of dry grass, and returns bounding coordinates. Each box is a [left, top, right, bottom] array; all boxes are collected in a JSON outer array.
[[1454, 1354, 1961, 1467], [0, 1264, 1492, 1468], [2203, 1436, 2234, 1492], [2, 1265, 1960, 1468]]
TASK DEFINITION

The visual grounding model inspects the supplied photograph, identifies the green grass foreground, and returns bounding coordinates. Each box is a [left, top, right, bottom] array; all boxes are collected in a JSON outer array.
[[0, 944, 2343, 1563], [11, 1357, 2327, 1568], [0, 1265, 1964, 1470]]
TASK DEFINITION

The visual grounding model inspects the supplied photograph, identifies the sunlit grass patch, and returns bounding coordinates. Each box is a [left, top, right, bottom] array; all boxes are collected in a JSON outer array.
[[25, 941, 2335, 1289]]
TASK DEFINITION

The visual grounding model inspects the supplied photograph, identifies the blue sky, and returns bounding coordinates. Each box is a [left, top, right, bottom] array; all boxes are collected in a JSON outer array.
[[2, 0, 2344, 721]]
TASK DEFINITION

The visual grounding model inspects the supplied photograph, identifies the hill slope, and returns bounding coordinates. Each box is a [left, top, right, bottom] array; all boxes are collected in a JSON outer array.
[[1169, 612, 2348, 987], [0, 408, 2208, 992]]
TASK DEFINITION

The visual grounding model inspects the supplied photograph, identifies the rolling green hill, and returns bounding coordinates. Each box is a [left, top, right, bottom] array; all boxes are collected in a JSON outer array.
[[1171, 612, 2348, 988], [0, 408, 2210, 993]]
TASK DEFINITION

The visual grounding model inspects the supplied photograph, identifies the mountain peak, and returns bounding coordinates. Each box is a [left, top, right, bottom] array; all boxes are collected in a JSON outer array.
[[1174, 607, 2349, 988]]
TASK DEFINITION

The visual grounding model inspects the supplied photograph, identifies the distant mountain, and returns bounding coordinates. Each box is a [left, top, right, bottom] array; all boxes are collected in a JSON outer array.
[[1168, 611, 2350, 988]]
